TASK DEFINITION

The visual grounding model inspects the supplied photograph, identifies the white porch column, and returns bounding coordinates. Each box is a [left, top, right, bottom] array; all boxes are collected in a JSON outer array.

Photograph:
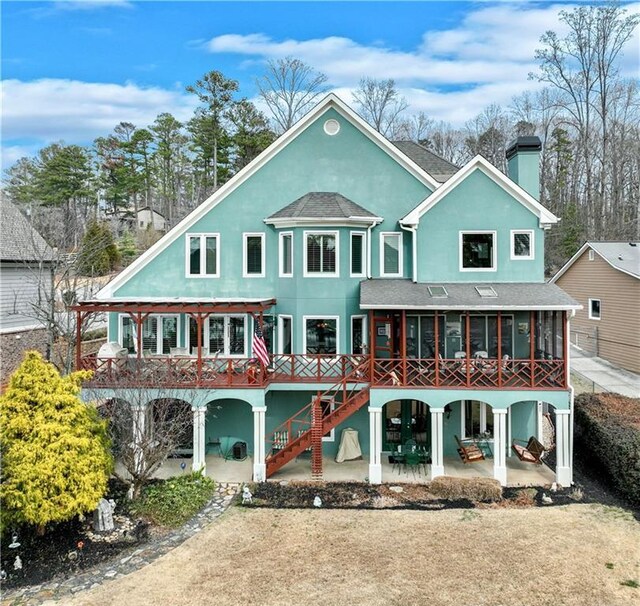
[[368, 407, 382, 484], [430, 407, 445, 480], [536, 401, 544, 443], [252, 406, 267, 482], [191, 405, 207, 473], [493, 408, 508, 486], [131, 403, 146, 477], [555, 409, 572, 486]]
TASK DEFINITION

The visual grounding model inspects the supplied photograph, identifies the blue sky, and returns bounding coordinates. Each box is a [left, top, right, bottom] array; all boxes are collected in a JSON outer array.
[[2, 1, 639, 168]]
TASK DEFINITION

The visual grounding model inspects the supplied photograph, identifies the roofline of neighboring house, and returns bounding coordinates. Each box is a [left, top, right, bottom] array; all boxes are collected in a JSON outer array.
[[96, 93, 442, 298], [550, 241, 640, 283], [400, 155, 559, 229]]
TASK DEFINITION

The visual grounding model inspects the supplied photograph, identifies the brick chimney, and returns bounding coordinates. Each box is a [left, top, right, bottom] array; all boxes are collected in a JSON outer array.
[[506, 136, 541, 200]]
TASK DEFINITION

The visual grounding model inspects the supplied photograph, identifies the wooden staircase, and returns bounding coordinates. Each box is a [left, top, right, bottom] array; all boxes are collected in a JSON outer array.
[[265, 362, 370, 479]]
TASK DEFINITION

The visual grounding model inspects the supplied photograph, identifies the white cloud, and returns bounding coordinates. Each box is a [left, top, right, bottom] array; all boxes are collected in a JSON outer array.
[[53, 0, 133, 10], [205, 2, 640, 125], [2, 78, 197, 143], [1, 145, 40, 172]]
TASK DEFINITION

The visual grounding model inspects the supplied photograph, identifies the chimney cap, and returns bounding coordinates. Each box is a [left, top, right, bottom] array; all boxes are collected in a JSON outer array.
[[506, 136, 542, 160]]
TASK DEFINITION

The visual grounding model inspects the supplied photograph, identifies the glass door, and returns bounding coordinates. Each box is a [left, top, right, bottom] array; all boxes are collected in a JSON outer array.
[[384, 400, 430, 450]]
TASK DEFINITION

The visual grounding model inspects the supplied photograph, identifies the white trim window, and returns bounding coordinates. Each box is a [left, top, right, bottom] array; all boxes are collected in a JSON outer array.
[[351, 315, 367, 354], [279, 232, 293, 277], [588, 298, 601, 320], [188, 314, 248, 357], [461, 400, 494, 439], [321, 396, 336, 442], [186, 233, 219, 277], [510, 230, 534, 260], [460, 231, 497, 272], [243, 232, 265, 277], [277, 315, 293, 355], [118, 314, 180, 355], [303, 316, 339, 355], [304, 231, 339, 277], [380, 232, 403, 277], [350, 231, 366, 277]]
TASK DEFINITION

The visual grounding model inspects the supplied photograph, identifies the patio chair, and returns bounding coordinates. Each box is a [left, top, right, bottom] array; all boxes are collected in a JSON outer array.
[[511, 436, 545, 464], [455, 435, 485, 463], [403, 451, 422, 478]]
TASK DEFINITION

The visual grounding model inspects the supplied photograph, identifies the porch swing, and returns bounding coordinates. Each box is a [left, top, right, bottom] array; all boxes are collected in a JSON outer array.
[[511, 436, 545, 464]]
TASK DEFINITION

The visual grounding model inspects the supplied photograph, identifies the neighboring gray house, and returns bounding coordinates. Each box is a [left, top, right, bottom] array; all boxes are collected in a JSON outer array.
[[0, 198, 55, 387]]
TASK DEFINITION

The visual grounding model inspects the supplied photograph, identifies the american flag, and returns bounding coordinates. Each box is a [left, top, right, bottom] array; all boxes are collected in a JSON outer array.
[[252, 322, 270, 368]]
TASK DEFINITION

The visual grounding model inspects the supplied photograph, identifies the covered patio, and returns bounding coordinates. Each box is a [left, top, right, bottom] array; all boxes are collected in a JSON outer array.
[[154, 454, 556, 487]]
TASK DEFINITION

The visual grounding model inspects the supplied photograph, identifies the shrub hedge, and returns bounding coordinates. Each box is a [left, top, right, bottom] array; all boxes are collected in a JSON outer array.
[[132, 473, 216, 527], [429, 476, 503, 502], [574, 393, 640, 505]]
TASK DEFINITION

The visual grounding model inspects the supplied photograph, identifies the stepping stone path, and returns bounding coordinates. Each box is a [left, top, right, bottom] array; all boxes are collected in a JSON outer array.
[[2, 483, 240, 606]]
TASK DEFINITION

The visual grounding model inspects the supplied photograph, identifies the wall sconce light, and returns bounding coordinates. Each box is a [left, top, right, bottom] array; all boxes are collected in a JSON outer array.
[[445, 404, 452, 420]]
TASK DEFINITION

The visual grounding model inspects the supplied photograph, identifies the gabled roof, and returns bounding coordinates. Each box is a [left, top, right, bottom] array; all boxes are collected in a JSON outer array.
[[400, 155, 558, 228], [360, 279, 581, 311], [391, 141, 459, 183], [265, 192, 381, 225], [551, 241, 640, 282], [0, 197, 55, 262], [97, 93, 440, 298]]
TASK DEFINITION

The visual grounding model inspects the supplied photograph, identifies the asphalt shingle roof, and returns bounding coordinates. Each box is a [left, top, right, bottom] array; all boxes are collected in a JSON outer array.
[[0, 197, 55, 262], [392, 141, 459, 183], [589, 241, 640, 279], [360, 279, 581, 310], [266, 192, 379, 221]]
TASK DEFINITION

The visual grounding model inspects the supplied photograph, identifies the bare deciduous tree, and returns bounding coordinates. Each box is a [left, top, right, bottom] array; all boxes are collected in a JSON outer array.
[[93, 387, 207, 499], [256, 57, 328, 133], [352, 77, 409, 137]]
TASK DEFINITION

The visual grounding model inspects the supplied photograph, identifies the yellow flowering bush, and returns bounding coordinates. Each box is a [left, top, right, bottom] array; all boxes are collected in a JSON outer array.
[[0, 352, 113, 533]]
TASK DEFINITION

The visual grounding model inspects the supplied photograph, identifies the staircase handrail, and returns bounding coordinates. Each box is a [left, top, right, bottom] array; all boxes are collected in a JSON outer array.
[[266, 354, 369, 455]]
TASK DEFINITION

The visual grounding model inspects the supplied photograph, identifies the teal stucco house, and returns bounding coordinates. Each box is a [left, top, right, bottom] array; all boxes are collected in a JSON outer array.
[[76, 94, 580, 486]]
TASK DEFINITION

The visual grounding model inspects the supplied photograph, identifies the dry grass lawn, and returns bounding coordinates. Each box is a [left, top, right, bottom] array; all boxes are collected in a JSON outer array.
[[65, 504, 639, 606]]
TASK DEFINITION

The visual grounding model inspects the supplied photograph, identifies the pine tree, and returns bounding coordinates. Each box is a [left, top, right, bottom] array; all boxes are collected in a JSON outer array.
[[0, 352, 113, 533]]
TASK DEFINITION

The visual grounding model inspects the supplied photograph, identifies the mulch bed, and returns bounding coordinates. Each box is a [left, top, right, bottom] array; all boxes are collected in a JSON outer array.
[[0, 480, 155, 591]]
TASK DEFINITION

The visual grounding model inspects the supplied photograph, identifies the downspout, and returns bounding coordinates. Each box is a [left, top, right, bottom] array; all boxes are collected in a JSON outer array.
[[366, 218, 382, 279], [400, 222, 417, 283], [568, 308, 576, 486]]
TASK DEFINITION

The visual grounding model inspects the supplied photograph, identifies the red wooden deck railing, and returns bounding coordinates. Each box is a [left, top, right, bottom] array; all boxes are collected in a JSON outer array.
[[80, 353, 370, 389], [371, 357, 567, 390], [79, 353, 566, 390]]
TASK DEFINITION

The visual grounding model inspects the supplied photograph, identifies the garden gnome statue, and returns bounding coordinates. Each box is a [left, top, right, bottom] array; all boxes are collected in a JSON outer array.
[[242, 485, 253, 505], [94, 497, 115, 532]]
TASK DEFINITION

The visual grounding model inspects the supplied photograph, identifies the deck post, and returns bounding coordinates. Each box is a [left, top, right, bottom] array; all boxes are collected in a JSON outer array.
[[400, 310, 407, 385], [192, 404, 207, 473], [492, 408, 508, 486], [430, 407, 445, 479], [252, 406, 267, 482], [368, 406, 382, 484], [555, 409, 572, 486], [75, 310, 83, 371], [497, 311, 502, 388], [434, 311, 439, 388]]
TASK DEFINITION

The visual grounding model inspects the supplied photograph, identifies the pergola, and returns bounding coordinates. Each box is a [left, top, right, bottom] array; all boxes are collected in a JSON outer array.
[[72, 298, 276, 370]]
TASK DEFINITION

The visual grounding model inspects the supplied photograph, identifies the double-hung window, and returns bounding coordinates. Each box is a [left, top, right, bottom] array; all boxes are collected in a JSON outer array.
[[279, 232, 293, 277], [350, 232, 366, 277], [243, 233, 265, 277], [511, 230, 534, 260], [304, 231, 338, 277], [187, 233, 219, 277], [460, 231, 496, 271], [588, 298, 601, 320], [380, 232, 402, 277]]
